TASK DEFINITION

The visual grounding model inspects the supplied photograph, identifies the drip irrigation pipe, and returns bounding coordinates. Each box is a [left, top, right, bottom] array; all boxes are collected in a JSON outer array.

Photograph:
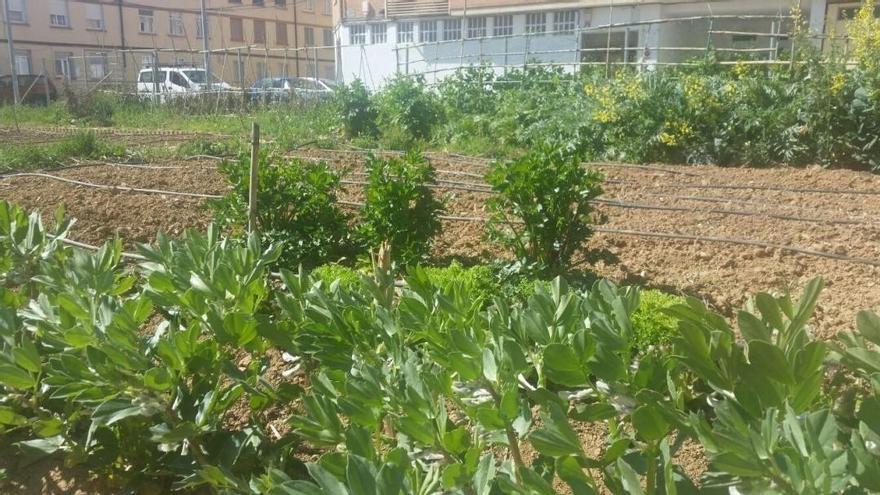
[[593, 199, 874, 226], [0, 173, 224, 199]]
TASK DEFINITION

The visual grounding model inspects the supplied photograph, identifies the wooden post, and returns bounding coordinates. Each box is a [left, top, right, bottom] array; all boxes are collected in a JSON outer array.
[[41, 60, 50, 106], [248, 122, 260, 234]]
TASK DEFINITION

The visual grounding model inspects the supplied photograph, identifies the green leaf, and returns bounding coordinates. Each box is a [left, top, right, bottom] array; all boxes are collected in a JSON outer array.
[[529, 402, 583, 457], [482, 348, 497, 383], [0, 406, 27, 426], [306, 462, 348, 495], [346, 455, 376, 495], [616, 458, 644, 495], [144, 367, 173, 392], [92, 399, 152, 427], [12, 335, 41, 373], [747, 340, 795, 386], [543, 343, 587, 387], [0, 364, 34, 389], [632, 403, 671, 443], [16, 435, 65, 456], [557, 456, 597, 495], [858, 311, 880, 347]]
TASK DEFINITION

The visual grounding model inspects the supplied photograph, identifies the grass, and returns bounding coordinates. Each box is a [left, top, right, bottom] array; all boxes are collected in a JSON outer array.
[[0, 130, 127, 172]]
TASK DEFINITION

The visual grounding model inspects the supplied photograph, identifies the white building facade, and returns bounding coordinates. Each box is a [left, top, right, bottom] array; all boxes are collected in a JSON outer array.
[[334, 0, 848, 89]]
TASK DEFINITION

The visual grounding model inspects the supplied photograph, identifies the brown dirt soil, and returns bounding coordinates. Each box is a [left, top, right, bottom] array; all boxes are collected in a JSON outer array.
[[3, 147, 880, 492], [0, 126, 225, 148]]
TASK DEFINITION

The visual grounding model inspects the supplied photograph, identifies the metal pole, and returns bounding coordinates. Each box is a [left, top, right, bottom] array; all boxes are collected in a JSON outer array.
[[41, 60, 50, 105], [248, 122, 260, 234], [3, 0, 20, 105], [200, 0, 211, 91]]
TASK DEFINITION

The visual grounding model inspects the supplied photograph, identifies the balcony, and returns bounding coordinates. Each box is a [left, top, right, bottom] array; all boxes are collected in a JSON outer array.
[[386, 0, 449, 18]]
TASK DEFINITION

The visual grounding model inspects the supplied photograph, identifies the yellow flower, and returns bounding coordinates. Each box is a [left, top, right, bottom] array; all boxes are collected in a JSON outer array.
[[733, 62, 749, 78], [658, 132, 677, 146]]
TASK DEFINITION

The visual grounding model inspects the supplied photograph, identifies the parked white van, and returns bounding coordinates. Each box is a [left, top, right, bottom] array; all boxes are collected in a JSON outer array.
[[136, 67, 232, 97]]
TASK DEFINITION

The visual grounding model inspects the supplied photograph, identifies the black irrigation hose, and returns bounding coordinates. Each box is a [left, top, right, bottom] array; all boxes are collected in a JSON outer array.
[[593, 162, 701, 177]]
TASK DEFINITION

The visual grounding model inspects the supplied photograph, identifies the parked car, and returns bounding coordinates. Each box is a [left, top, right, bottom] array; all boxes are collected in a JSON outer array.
[[248, 77, 336, 103], [0, 74, 57, 105], [136, 67, 232, 98]]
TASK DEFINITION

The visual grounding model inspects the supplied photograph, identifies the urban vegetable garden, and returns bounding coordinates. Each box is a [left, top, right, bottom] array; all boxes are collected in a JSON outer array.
[[2, 2, 880, 494]]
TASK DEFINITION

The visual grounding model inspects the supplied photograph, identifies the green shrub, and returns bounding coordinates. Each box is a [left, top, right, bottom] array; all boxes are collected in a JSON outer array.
[[486, 146, 604, 274], [63, 87, 114, 126], [421, 262, 498, 306], [631, 289, 686, 349], [311, 263, 363, 291], [358, 152, 443, 267], [210, 151, 356, 269], [335, 79, 377, 139], [0, 131, 124, 171], [374, 74, 442, 145]]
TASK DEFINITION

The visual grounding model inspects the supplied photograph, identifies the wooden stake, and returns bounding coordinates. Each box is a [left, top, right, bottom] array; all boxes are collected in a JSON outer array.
[[248, 122, 260, 234]]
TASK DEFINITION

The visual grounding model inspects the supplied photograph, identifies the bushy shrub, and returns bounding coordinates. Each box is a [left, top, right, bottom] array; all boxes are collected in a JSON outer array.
[[63, 87, 114, 126], [374, 74, 442, 145], [631, 289, 686, 349], [311, 263, 364, 291], [210, 151, 356, 269], [486, 146, 604, 274], [335, 79, 377, 138], [358, 152, 443, 267]]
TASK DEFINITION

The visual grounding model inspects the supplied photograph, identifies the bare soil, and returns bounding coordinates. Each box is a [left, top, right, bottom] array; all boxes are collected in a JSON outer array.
[[2, 146, 880, 492], [0, 126, 223, 148]]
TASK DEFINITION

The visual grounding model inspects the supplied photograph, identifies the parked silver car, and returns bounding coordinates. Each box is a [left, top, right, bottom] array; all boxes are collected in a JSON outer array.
[[248, 77, 336, 103]]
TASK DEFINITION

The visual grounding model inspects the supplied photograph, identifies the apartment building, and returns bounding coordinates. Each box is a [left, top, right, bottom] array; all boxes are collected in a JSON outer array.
[[333, 0, 865, 89], [0, 0, 336, 92]]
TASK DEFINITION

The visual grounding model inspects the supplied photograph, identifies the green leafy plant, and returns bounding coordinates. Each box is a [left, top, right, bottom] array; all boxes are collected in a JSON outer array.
[[375, 74, 442, 146], [358, 152, 443, 267], [335, 79, 378, 139], [487, 146, 604, 274], [631, 289, 686, 349], [211, 150, 357, 269]]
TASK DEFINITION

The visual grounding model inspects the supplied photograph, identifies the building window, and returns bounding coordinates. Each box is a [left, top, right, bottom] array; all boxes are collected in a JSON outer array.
[[139, 9, 155, 33], [442, 19, 461, 41], [196, 15, 206, 38], [87, 52, 108, 80], [49, 0, 70, 27], [397, 22, 414, 43], [525, 13, 546, 34], [419, 20, 437, 43], [466, 17, 486, 38], [55, 52, 76, 79], [493, 15, 513, 36], [274, 0, 286, 6], [253, 0, 264, 5], [14, 50, 31, 75], [254, 19, 266, 43], [553, 11, 576, 33], [256, 61, 267, 79], [323, 0, 332, 15], [85, 3, 104, 30], [371, 24, 386, 44], [169, 12, 185, 36], [6, 0, 25, 23], [276, 22, 288, 45], [304, 0, 314, 11], [323, 28, 334, 47], [141, 54, 155, 68], [230, 18, 244, 41], [350, 24, 366, 44], [304, 26, 315, 46]]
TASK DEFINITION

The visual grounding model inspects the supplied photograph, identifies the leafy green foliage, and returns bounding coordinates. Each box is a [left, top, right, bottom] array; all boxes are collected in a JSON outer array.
[[487, 146, 604, 274], [64, 87, 115, 126], [210, 150, 356, 269], [631, 289, 686, 349], [358, 152, 443, 267], [374, 74, 442, 146], [335, 79, 378, 139], [0, 130, 126, 172], [3, 200, 880, 494]]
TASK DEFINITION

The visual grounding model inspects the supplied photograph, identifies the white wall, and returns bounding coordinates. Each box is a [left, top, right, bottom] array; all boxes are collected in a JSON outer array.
[[337, 0, 820, 88]]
